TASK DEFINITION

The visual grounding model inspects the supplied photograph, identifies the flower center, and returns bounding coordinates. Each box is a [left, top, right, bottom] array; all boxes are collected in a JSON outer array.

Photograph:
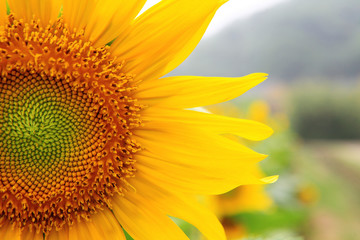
[[0, 15, 142, 235], [1, 70, 99, 202]]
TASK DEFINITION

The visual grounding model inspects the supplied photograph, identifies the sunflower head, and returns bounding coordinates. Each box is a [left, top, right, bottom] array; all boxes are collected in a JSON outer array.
[[0, 1, 275, 239], [0, 14, 143, 235]]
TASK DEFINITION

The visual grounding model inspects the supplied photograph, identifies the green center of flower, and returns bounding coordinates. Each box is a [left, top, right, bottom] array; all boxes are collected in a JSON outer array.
[[0, 69, 100, 203]]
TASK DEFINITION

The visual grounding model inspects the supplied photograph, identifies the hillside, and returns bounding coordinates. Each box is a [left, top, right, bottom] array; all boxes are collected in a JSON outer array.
[[171, 0, 360, 82]]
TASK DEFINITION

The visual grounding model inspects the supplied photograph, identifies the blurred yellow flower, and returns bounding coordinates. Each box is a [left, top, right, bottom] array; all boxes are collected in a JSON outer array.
[[214, 166, 273, 216], [0, 1, 275, 240], [247, 100, 289, 132], [248, 100, 270, 124]]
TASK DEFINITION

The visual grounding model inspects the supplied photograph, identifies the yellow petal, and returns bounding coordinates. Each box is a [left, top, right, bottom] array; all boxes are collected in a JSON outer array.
[[136, 152, 264, 195], [70, 220, 103, 240], [261, 175, 279, 184], [82, 0, 146, 47], [68, 209, 126, 240], [20, 229, 43, 240], [162, 196, 226, 240], [62, 0, 97, 31], [47, 227, 69, 240], [0, 222, 21, 240], [112, 194, 188, 240], [136, 73, 268, 108], [134, 122, 266, 162], [131, 177, 226, 240], [0, 0, 7, 25], [7, 0, 62, 25], [134, 134, 266, 174], [133, 123, 268, 193], [143, 107, 273, 141], [111, 0, 226, 81]]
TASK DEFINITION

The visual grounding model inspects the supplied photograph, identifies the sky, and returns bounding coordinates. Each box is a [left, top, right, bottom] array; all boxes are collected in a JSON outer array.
[[140, 0, 288, 38]]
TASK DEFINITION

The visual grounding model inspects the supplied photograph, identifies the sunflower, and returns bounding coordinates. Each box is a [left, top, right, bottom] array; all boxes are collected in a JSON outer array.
[[0, 0, 276, 239]]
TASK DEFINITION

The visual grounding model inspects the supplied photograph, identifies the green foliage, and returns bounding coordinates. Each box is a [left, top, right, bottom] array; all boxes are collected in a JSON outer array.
[[6, 1, 10, 14], [290, 83, 360, 139], [256, 131, 297, 175], [124, 230, 134, 240], [234, 208, 307, 235]]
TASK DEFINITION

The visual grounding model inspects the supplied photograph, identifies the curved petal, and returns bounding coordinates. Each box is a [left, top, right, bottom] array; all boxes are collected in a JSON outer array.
[[83, 0, 147, 47], [0, 0, 7, 25], [62, 0, 97, 31], [67, 209, 125, 240], [132, 123, 271, 194], [134, 124, 267, 164], [0, 222, 21, 240], [130, 176, 226, 240], [7, 0, 62, 25], [159, 195, 226, 240], [47, 227, 69, 240], [45, 209, 125, 240], [112, 193, 189, 240], [136, 73, 268, 108], [142, 107, 273, 141], [20, 228, 43, 240], [63, 0, 146, 44], [85, 0, 146, 46], [111, 0, 227, 81], [136, 152, 264, 195]]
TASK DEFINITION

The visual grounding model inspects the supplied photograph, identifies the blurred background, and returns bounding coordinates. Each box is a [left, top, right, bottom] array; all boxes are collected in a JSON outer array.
[[141, 0, 360, 239]]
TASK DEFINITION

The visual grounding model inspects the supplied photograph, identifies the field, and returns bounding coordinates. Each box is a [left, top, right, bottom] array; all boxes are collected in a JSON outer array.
[[299, 141, 360, 240]]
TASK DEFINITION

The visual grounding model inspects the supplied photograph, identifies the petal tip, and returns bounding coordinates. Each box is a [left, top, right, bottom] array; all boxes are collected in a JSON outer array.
[[261, 175, 279, 184], [265, 125, 274, 138]]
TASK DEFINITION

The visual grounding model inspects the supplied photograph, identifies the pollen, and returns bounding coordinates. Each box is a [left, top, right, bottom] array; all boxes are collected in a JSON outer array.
[[0, 15, 142, 235]]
